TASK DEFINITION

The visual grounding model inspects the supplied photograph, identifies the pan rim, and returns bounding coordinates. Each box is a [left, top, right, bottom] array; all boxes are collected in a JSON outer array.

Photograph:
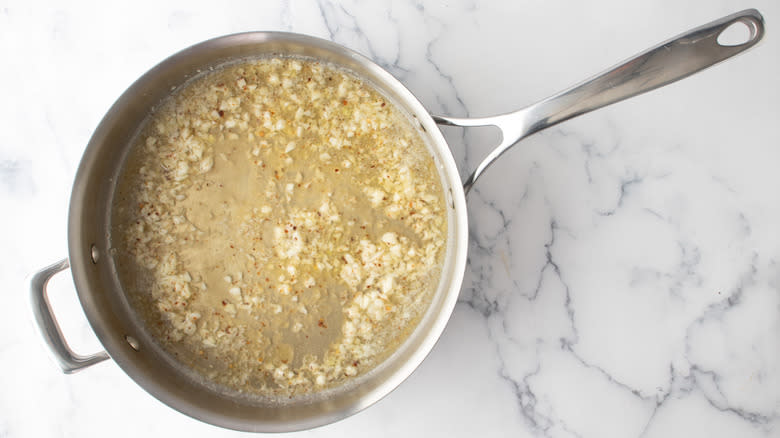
[[67, 31, 468, 432]]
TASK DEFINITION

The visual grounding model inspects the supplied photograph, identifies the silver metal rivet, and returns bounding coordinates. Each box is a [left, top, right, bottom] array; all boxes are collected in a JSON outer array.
[[90, 244, 99, 264], [125, 335, 140, 351]]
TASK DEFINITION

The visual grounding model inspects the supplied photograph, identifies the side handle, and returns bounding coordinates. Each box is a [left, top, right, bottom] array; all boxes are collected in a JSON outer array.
[[29, 258, 109, 373]]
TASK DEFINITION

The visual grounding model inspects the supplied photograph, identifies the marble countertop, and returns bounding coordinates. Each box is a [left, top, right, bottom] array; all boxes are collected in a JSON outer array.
[[3, 1, 779, 436]]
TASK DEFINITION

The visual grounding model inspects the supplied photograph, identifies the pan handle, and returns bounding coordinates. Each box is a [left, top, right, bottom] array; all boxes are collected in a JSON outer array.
[[29, 258, 110, 373], [434, 9, 765, 193]]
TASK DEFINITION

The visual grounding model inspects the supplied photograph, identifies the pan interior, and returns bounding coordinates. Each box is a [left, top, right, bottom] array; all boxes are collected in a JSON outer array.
[[68, 32, 467, 432], [111, 54, 449, 400]]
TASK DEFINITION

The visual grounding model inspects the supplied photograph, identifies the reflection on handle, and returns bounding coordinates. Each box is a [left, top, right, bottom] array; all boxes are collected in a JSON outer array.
[[29, 258, 110, 374], [435, 9, 765, 193]]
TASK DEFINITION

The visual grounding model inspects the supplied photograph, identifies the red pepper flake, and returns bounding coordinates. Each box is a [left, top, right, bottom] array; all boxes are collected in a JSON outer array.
[[342, 99, 348, 105], [318, 319, 327, 328], [218, 110, 224, 117], [221, 300, 227, 306], [381, 102, 386, 107], [334, 168, 339, 172]]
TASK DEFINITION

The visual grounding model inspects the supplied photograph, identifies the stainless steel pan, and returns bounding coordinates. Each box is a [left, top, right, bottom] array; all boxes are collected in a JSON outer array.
[[30, 9, 764, 432]]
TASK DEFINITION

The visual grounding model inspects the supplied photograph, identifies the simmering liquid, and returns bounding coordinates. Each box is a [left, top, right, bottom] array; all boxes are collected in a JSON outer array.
[[111, 57, 447, 395]]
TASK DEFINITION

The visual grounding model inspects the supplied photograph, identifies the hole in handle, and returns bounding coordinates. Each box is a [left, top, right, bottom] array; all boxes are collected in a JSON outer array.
[[717, 20, 756, 46]]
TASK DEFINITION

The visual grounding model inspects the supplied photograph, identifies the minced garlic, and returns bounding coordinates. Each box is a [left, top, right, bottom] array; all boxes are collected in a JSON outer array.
[[111, 56, 447, 396]]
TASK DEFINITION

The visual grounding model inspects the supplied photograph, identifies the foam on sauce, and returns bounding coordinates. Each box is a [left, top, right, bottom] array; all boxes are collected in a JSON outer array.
[[111, 57, 447, 395]]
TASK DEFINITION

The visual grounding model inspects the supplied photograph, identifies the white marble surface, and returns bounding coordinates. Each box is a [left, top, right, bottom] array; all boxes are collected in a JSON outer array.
[[2, 0, 779, 436]]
